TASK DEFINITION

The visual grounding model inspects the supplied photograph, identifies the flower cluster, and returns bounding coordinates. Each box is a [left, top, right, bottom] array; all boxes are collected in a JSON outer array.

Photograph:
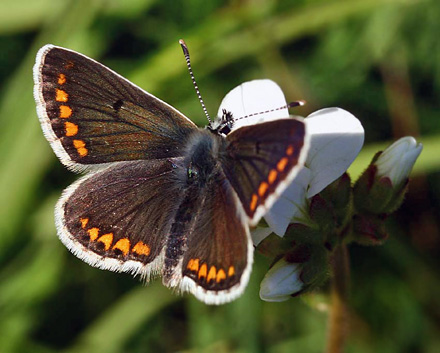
[[219, 80, 423, 302]]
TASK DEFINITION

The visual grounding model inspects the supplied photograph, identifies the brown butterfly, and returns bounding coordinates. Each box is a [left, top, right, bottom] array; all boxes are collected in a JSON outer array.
[[33, 43, 308, 304]]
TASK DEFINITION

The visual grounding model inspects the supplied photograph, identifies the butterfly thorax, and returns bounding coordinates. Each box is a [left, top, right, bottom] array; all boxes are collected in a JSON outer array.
[[182, 130, 226, 186]]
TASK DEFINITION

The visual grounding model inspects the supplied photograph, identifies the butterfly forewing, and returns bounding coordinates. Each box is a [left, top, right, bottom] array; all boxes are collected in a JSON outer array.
[[34, 45, 197, 171], [223, 118, 307, 225], [58, 159, 183, 278]]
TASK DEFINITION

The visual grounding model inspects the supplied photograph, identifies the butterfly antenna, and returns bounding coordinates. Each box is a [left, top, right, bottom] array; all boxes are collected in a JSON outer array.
[[233, 100, 306, 122], [179, 39, 212, 124]]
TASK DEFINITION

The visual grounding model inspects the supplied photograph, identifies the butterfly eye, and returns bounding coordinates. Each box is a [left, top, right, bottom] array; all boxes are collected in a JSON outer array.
[[187, 166, 198, 179]]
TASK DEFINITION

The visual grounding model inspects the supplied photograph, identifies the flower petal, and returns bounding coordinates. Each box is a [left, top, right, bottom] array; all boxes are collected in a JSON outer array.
[[259, 258, 303, 302], [305, 108, 364, 197], [251, 227, 274, 246], [265, 167, 312, 236], [217, 79, 288, 131]]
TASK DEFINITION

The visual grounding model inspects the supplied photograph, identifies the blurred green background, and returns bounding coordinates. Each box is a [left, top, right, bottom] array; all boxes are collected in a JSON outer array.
[[0, 0, 439, 352]]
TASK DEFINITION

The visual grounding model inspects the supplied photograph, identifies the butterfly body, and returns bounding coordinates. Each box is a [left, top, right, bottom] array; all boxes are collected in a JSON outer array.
[[163, 131, 224, 276], [34, 44, 308, 304]]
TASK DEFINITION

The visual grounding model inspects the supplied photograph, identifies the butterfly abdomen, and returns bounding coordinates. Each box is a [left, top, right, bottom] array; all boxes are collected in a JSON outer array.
[[163, 189, 202, 278]]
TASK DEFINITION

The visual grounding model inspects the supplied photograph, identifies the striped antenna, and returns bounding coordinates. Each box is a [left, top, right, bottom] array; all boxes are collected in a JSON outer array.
[[179, 39, 212, 124], [233, 100, 306, 122]]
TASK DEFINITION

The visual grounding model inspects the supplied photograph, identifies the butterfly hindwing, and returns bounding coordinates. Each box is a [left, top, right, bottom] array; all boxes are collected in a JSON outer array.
[[163, 160, 252, 305], [223, 118, 308, 225], [34, 45, 197, 171], [57, 158, 184, 278]]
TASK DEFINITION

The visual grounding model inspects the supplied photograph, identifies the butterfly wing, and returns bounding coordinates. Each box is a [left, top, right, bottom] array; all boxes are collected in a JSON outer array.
[[57, 158, 183, 279], [34, 45, 197, 172], [222, 118, 308, 225], [168, 172, 253, 305]]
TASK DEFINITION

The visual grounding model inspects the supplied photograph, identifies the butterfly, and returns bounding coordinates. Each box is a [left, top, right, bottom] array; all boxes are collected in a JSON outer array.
[[33, 41, 308, 304]]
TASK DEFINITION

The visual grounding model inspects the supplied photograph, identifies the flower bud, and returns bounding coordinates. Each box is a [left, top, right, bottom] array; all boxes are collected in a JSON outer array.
[[376, 137, 423, 190], [351, 214, 388, 245], [309, 194, 336, 234], [259, 258, 304, 302], [353, 161, 395, 214], [259, 244, 329, 302], [283, 223, 323, 245], [319, 173, 352, 229], [353, 137, 422, 215]]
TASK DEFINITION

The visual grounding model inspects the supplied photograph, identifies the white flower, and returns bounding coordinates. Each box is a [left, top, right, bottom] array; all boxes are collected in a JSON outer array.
[[218, 79, 365, 238], [375, 137, 422, 188], [303, 108, 364, 198], [259, 258, 303, 302], [264, 167, 312, 237], [217, 80, 289, 130], [265, 107, 364, 236]]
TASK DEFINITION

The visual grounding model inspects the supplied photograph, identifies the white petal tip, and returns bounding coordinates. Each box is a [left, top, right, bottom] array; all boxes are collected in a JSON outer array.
[[217, 80, 288, 131], [376, 136, 423, 186], [251, 227, 274, 246], [259, 260, 303, 302], [304, 107, 364, 197]]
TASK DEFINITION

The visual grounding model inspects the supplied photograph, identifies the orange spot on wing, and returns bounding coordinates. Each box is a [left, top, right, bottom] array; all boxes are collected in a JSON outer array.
[[58, 73, 66, 85], [198, 263, 207, 279], [228, 266, 235, 277], [80, 218, 89, 229], [65, 61, 74, 69], [77, 148, 87, 157], [132, 241, 151, 256], [286, 145, 295, 156], [56, 89, 68, 102], [250, 194, 258, 211], [187, 258, 199, 272], [73, 140, 88, 157], [216, 269, 226, 282], [113, 238, 130, 256], [98, 233, 114, 251], [268, 169, 277, 184], [59, 105, 72, 118], [207, 266, 217, 282], [87, 227, 99, 241], [65, 122, 78, 136], [277, 157, 289, 172], [258, 182, 269, 197]]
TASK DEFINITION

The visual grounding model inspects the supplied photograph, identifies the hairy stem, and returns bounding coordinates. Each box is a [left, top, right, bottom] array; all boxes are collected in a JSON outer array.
[[325, 244, 350, 353]]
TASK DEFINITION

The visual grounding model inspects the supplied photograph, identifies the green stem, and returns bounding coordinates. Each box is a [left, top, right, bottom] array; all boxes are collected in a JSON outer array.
[[325, 244, 350, 353]]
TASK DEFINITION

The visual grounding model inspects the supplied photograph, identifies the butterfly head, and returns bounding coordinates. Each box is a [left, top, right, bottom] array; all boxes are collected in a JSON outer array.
[[208, 109, 234, 136]]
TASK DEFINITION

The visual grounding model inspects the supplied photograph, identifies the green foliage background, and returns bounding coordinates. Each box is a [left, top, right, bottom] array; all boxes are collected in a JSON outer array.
[[0, 0, 439, 352]]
